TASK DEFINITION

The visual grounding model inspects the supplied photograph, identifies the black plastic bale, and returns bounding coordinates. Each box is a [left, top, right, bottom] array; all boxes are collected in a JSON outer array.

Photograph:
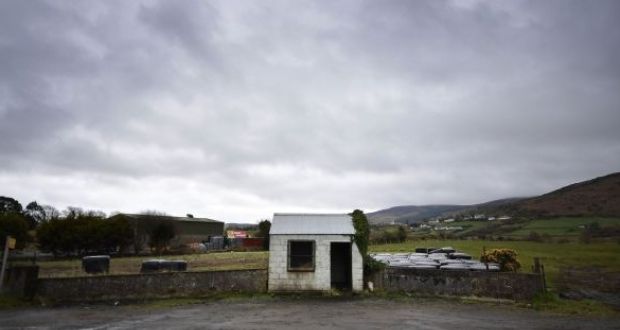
[[140, 260, 162, 273], [140, 259, 187, 273], [415, 247, 440, 254], [82, 255, 110, 274], [160, 260, 187, 271], [172, 260, 187, 271], [448, 253, 472, 260]]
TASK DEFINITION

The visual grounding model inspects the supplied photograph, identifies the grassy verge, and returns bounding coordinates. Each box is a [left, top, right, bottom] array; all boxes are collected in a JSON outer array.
[[532, 292, 617, 317], [0, 295, 35, 309]]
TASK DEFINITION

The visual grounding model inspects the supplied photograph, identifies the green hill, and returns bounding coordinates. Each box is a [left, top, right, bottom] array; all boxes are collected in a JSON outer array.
[[510, 172, 620, 217]]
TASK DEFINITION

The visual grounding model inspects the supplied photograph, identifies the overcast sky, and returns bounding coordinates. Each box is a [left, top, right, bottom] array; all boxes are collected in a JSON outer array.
[[1, 0, 619, 222]]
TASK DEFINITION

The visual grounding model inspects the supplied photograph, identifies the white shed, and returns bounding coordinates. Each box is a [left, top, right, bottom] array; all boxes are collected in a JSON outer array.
[[268, 213, 364, 292]]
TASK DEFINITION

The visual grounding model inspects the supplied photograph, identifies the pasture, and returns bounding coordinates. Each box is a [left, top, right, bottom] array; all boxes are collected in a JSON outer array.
[[31, 251, 268, 278], [410, 216, 620, 241], [369, 239, 620, 286]]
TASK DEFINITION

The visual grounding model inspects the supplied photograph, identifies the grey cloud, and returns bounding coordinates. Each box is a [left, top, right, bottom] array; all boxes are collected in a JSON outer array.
[[0, 0, 619, 221]]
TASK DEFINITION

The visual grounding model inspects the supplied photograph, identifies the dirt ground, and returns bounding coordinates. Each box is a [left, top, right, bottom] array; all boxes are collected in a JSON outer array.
[[1, 298, 619, 330]]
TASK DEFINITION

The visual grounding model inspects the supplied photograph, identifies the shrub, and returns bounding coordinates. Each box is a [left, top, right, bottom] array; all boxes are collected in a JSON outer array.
[[0, 212, 30, 249], [37, 212, 133, 256], [257, 219, 271, 250], [527, 231, 543, 242], [363, 255, 386, 277], [397, 226, 408, 242], [579, 232, 592, 244], [351, 210, 369, 257], [480, 248, 521, 272], [149, 223, 176, 254]]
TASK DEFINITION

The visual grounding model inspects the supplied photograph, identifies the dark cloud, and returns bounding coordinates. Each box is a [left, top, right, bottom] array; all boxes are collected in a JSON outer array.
[[1, 0, 619, 221]]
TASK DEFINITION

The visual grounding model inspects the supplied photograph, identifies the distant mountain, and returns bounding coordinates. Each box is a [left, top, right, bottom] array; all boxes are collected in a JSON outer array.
[[367, 198, 523, 225], [506, 172, 620, 217], [367, 205, 468, 225], [368, 172, 620, 225]]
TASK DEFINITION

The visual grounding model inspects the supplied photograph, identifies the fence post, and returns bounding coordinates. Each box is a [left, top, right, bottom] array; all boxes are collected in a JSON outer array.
[[0, 236, 11, 291], [533, 257, 541, 273], [541, 264, 547, 292]]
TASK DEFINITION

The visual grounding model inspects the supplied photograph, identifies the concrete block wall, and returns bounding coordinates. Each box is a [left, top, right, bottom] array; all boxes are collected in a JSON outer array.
[[269, 234, 363, 292], [351, 243, 363, 291]]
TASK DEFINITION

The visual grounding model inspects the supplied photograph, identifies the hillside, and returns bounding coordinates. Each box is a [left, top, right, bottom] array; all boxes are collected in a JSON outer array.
[[509, 172, 620, 217], [367, 205, 468, 225], [367, 198, 524, 225], [368, 172, 620, 224]]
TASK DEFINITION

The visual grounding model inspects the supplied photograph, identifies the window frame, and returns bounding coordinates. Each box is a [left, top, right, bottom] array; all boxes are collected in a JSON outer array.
[[287, 240, 316, 272]]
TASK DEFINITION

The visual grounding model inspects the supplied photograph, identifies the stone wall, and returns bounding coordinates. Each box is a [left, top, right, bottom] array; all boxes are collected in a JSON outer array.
[[2, 265, 39, 299], [371, 267, 544, 301], [269, 234, 363, 292], [38, 269, 267, 303]]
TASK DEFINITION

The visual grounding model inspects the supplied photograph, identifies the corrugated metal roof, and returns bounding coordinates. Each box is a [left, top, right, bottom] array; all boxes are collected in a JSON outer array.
[[270, 213, 355, 235], [119, 214, 223, 224]]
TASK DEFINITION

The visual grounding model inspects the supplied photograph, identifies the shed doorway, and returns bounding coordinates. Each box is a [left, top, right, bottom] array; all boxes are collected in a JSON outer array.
[[330, 242, 352, 290]]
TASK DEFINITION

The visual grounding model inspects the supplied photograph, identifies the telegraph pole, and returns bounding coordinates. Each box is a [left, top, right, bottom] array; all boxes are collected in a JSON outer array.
[[0, 236, 15, 291]]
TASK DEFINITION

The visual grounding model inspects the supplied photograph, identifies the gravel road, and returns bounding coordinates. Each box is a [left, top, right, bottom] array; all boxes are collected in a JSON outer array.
[[1, 298, 619, 330]]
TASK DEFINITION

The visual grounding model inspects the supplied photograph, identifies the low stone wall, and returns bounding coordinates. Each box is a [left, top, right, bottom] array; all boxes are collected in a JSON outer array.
[[2, 265, 39, 299], [371, 268, 544, 301], [38, 269, 267, 302]]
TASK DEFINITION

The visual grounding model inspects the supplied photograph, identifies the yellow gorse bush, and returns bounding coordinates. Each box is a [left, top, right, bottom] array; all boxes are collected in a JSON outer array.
[[480, 248, 521, 272]]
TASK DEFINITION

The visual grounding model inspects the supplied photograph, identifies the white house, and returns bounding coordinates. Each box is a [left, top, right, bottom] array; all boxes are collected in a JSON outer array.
[[268, 213, 364, 292]]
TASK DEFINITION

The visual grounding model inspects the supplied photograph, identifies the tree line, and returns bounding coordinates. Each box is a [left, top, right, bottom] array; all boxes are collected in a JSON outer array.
[[0, 196, 176, 256]]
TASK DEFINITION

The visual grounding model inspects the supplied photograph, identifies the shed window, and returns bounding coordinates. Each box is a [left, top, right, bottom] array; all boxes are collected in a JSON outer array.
[[288, 240, 315, 271]]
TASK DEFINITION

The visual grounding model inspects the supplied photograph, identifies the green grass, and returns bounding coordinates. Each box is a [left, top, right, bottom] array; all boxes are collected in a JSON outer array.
[[410, 221, 488, 238], [446, 220, 487, 234], [506, 217, 620, 238], [29, 251, 268, 278], [412, 217, 620, 240], [532, 292, 617, 316], [370, 239, 620, 287], [118, 293, 619, 317], [0, 295, 34, 309]]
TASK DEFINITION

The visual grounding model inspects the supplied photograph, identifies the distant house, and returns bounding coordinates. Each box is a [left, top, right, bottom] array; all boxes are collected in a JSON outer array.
[[434, 226, 463, 231], [227, 230, 249, 238], [109, 213, 224, 253], [268, 213, 363, 292], [443, 218, 455, 223]]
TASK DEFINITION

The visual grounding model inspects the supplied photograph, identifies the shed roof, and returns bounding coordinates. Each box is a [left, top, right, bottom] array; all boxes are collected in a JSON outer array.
[[270, 213, 355, 235]]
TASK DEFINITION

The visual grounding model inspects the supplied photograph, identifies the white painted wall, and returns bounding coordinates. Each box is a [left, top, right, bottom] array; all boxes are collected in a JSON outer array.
[[268, 234, 363, 292]]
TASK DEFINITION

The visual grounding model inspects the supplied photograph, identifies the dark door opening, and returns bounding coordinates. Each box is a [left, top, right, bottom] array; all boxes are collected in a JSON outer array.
[[330, 242, 352, 290]]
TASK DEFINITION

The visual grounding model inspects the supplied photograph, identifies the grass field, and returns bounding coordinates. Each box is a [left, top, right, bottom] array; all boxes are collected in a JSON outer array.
[[21, 232, 620, 290], [369, 239, 620, 287], [505, 217, 620, 238], [29, 251, 268, 278], [412, 216, 620, 240]]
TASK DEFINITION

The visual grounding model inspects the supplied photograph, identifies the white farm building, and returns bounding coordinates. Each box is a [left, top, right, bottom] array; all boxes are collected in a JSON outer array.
[[268, 213, 363, 292]]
